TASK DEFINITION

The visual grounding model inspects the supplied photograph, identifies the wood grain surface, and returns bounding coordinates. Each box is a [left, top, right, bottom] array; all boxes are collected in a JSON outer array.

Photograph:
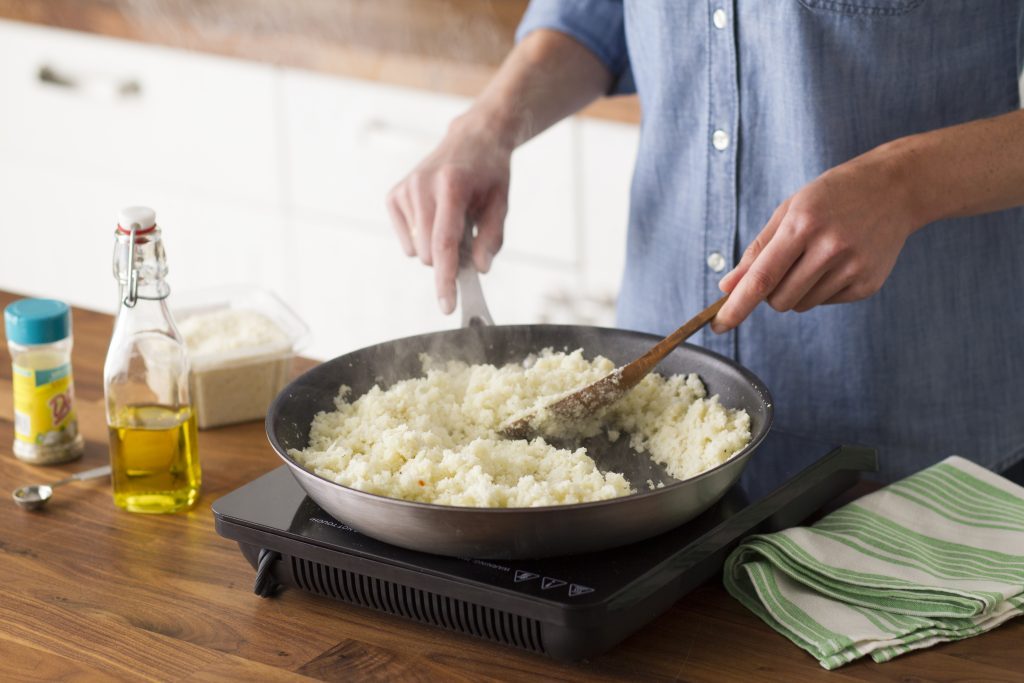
[[0, 289, 1020, 682], [0, 0, 641, 124]]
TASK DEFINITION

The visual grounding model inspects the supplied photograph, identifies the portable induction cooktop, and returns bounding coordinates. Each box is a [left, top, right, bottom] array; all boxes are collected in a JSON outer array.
[[213, 431, 877, 661]]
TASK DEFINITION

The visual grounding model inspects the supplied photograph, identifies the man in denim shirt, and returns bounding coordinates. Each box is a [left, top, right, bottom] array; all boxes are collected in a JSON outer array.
[[387, 1, 1024, 481]]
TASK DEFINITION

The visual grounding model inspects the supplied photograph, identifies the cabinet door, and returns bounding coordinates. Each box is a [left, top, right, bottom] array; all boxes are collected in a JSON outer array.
[[281, 69, 577, 265], [0, 19, 279, 205], [0, 160, 286, 314], [475, 257, 578, 326], [0, 162, 114, 313], [282, 70, 465, 229], [286, 217, 584, 361], [578, 119, 639, 305], [285, 218, 451, 360]]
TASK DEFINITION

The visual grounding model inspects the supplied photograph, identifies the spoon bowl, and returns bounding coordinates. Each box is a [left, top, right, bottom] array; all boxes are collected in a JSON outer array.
[[12, 485, 54, 511]]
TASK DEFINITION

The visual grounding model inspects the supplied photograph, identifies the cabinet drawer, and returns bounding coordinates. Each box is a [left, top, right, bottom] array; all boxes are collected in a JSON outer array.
[[0, 20, 279, 205], [282, 69, 576, 264]]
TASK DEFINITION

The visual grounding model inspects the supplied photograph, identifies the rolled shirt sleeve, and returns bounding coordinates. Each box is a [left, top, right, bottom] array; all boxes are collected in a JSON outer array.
[[515, 0, 635, 95]]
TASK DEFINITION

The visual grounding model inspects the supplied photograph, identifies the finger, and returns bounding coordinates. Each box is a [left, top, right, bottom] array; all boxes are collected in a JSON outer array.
[[824, 284, 869, 306], [712, 223, 804, 333], [793, 269, 850, 312], [386, 186, 415, 257], [432, 191, 467, 315], [765, 246, 835, 312], [472, 191, 507, 273], [719, 198, 790, 293], [408, 176, 435, 265]]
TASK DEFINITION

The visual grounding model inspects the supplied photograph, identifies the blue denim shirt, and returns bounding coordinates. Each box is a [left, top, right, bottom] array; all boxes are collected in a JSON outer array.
[[517, 1, 1024, 481]]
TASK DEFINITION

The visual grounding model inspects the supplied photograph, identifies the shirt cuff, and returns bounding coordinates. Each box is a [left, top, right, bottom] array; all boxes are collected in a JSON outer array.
[[515, 0, 636, 96]]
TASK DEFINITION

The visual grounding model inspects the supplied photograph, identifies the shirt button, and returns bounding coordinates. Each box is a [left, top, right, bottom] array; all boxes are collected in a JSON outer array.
[[712, 9, 728, 29], [707, 252, 726, 272], [712, 129, 730, 151]]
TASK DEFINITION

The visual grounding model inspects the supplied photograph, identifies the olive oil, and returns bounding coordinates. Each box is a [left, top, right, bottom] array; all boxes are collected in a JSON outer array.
[[104, 208, 199, 515], [108, 404, 200, 514]]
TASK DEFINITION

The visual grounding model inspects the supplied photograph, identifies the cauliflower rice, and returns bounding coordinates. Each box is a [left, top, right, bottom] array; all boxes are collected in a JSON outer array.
[[289, 349, 751, 508]]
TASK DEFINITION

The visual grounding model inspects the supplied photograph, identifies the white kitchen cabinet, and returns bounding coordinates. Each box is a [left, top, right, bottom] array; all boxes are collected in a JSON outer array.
[[478, 256, 578, 326], [0, 18, 285, 313], [281, 69, 578, 265], [504, 120, 577, 266], [282, 70, 466, 228], [285, 217, 451, 360], [0, 158, 286, 314], [286, 216, 581, 361], [0, 162, 115, 313], [578, 118, 639, 312], [0, 19, 280, 207], [0, 17, 639, 362], [149, 194, 287, 299]]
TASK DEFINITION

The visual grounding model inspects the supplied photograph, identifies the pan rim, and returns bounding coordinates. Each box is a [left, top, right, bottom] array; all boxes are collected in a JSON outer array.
[[266, 323, 774, 515]]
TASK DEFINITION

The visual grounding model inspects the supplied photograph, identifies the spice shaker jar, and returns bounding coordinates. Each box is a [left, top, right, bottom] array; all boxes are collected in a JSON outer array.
[[4, 299, 85, 465]]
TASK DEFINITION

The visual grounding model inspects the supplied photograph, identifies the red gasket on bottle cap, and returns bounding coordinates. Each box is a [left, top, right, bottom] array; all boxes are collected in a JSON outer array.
[[116, 222, 157, 235]]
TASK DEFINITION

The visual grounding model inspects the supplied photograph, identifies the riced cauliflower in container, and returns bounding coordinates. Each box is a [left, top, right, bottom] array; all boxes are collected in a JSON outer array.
[[174, 286, 308, 429]]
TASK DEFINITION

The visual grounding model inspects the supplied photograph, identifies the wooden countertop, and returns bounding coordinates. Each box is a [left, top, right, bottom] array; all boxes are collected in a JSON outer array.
[[1, 289, 1021, 682], [0, 0, 640, 124]]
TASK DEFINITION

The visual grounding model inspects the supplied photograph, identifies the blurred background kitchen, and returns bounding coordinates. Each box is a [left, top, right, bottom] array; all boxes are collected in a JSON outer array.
[[0, 0, 642, 360]]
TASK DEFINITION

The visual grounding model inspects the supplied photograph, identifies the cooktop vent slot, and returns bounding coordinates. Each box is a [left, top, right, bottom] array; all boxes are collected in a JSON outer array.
[[290, 556, 545, 653]]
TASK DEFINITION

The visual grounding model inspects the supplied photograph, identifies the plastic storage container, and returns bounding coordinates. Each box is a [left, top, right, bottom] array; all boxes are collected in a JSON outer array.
[[173, 286, 309, 429]]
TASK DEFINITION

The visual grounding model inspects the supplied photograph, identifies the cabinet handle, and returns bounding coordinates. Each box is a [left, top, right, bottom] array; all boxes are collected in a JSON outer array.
[[37, 65, 142, 99], [360, 117, 437, 149]]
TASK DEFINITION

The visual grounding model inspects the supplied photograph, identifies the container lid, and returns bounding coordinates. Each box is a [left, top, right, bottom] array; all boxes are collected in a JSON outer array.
[[4, 299, 71, 345], [173, 285, 310, 371]]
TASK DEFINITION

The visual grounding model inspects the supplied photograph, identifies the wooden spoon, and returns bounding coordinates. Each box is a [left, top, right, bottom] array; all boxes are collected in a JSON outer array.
[[501, 294, 730, 440]]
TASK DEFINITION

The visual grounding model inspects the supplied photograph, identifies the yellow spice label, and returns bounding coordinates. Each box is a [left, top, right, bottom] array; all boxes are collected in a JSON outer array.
[[11, 362, 77, 445]]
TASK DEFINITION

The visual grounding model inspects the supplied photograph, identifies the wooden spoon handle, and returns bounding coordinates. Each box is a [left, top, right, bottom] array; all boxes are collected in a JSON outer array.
[[618, 293, 729, 389]]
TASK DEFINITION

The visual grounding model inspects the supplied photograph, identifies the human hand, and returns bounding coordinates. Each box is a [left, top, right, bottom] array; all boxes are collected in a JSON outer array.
[[386, 115, 512, 314], [712, 150, 924, 332]]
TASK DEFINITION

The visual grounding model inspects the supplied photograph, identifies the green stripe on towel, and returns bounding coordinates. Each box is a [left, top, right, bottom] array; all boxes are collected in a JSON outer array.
[[724, 456, 1024, 670]]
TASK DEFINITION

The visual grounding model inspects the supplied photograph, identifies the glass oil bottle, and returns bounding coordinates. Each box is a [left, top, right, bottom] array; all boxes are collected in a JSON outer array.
[[103, 206, 200, 513]]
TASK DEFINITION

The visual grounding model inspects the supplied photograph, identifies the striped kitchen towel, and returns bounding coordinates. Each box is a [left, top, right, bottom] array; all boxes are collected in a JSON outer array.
[[723, 456, 1024, 669]]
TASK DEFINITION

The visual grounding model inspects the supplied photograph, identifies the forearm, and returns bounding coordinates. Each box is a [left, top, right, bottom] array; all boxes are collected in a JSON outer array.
[[883, 109, 1024, 229], [452, 29, 614, 150]]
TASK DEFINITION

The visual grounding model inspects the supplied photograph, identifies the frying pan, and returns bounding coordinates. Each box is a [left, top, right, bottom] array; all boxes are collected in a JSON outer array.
[[266, 255, 773, 559]]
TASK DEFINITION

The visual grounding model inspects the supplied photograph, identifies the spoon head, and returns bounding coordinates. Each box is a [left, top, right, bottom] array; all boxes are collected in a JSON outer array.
[[500, 370, 626, 441], [12, 484, 53, 511]]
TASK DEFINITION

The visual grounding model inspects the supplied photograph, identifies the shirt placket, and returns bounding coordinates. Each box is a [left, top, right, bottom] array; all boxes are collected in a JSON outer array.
[[704, 0, 739, 359]]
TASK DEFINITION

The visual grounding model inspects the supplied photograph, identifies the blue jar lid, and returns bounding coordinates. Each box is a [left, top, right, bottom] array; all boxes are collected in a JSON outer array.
[[4, 299, 71, 345]]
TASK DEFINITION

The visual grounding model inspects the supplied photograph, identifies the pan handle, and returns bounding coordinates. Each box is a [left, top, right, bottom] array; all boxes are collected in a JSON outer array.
[[457, 219, 495, 328]]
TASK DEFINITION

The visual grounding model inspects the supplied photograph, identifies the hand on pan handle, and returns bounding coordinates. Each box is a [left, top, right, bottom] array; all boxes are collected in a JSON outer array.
[[386, 117, 512, 315], [386, 29, 618, 314]]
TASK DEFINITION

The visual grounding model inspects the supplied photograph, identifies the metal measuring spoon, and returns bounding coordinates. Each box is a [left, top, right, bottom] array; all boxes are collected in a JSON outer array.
[[12, 465, 112, 511]]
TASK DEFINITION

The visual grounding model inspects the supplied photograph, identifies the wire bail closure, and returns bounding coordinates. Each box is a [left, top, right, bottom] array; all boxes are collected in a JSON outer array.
[[123, 226, 140, 308], [121, 225, 169, 308]]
